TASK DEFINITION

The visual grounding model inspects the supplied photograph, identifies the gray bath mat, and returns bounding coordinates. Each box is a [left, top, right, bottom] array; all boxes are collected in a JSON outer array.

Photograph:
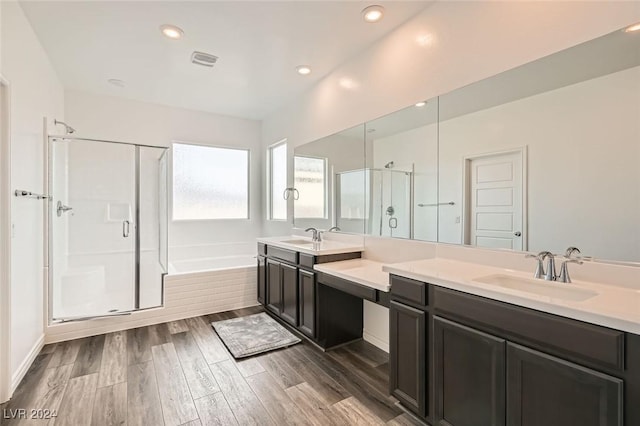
[[211, 313, 301, 358]]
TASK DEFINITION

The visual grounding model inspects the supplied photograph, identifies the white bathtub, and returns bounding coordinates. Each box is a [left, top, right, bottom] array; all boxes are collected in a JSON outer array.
[[164, 243, 258, 315], [169, 255, 256, 274]]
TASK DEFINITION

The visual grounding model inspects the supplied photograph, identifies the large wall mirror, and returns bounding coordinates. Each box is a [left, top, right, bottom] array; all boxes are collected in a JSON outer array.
[[293, 124, 366, 234], [292, 25, 640, 263], [364, 100, 438, 241], [438, 27, 640, 262]]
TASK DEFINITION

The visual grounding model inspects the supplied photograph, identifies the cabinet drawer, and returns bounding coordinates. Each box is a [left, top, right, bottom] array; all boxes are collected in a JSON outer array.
[[299, 253, 315, 269], [317, 272, 376, 301], [433, 286, 625, 371], [390, 275, 427, 306], [268, 246, 298, 264]]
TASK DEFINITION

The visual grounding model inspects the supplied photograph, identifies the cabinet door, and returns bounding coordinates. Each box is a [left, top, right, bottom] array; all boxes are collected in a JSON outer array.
[[507, 343, 623, 426], [433, 316, 506, 426], [257, 255, 266, 305], [280, 262, 298, 326], [298, 269, 315, 338], [266, 259, 282, 314], [390, 300, 427, 418]]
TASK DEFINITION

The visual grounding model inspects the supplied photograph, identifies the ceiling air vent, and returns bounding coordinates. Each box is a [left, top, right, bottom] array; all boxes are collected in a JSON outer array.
[[191, 51, 218, 68]]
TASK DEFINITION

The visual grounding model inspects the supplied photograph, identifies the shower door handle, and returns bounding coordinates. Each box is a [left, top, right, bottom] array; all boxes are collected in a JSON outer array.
[[123, 220, 130, 238]]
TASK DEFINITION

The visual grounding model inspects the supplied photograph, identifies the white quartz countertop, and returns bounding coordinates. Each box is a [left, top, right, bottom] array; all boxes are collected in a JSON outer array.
[[314, 259, 390, 292], [383, 258, 640, 335], [257, 236, 364, 256]]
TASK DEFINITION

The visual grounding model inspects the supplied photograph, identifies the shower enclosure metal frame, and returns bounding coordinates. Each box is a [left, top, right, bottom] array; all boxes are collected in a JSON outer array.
[[46, 136, 169, 323]]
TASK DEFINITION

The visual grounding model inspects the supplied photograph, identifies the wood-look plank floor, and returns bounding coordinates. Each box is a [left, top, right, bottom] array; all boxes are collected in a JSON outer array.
[[1, 306, 423, 426]]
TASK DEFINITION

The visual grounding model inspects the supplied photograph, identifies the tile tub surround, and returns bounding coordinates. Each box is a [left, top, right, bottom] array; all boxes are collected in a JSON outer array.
[[383, 257, 640, 334]]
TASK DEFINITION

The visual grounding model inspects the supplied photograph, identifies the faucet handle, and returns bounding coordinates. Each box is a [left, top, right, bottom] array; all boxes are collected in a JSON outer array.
[[558, 258, 583, 283], [564, 247, 581, 258], [525, 252, 546, 279]]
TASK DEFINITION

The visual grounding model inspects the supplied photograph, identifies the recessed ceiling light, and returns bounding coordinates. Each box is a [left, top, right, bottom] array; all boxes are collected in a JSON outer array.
[[296, 65, 312, 75], [107, 79, 125, 88], [160, 24, 184, 39], [362, 5, 384, 23], [415, 101, 427, 107], [624, 22, 640, 33]]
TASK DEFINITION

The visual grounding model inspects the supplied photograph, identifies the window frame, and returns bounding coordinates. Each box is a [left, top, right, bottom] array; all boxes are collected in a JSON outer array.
[[293, 154, 328, 219], [267, 139, 288, 221], [171, 141, 251, 222]]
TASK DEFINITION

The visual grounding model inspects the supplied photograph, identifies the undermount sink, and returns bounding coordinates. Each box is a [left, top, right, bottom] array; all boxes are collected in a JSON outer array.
[[472, 274, 598, 302], [281, 239, 316, 246]]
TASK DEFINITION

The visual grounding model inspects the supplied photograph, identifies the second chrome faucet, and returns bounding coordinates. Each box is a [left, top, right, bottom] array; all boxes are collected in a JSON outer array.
[[525, 247, 584, 283]]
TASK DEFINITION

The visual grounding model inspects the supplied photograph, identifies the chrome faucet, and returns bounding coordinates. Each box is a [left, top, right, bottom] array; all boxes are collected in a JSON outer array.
[[558, 259, 583, 283], [542, 251, 556, 281], [525, 251, 555, 280], [558, 246, 583, 283], [328, 226, 340, 232], [305, 227, 322, 242]]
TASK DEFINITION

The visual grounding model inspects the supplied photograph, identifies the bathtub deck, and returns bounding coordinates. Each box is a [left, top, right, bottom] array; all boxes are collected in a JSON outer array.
[[2, 307, 420, 426]]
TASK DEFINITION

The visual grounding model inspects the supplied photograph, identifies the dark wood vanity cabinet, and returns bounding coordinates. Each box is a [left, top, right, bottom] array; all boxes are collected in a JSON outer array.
[[298, 269, 316, 338], [390, 300, 427, 418], [433, 316, 505, 426], [258, 243, 361, 345], [256, 255, 266, 305], [506, 343, 622, 426], [265, 258, 299, 326], [389, 275, 638, 426], [266, 258, 282, 315], [280, 262, 298, 326]]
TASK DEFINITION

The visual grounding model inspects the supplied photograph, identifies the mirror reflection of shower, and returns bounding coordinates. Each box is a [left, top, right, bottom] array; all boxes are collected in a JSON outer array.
[[335, 165, 414, 238], [54, 119, 76, 135]]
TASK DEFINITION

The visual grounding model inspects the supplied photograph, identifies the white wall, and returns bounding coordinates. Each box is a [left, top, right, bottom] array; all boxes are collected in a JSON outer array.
[[0, 1, 64, 389], [64, 90, 263, 252], [262, 2, 640, 152], [438, 66, 640, 261], [260, 1, 640, 350]]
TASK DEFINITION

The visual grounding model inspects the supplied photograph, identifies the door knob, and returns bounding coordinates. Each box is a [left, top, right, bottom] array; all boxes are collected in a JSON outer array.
[[514, 231, 522, 237]]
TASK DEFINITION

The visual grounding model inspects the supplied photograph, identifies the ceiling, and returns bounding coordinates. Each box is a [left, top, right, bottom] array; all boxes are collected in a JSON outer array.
[[20, 1, 430, 120]]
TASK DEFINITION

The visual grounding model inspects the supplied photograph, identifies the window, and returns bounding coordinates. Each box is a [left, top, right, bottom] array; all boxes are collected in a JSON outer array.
[[268, 141, 287, 220], [294, 155, 327, 218], [172, 143, 249, 220]]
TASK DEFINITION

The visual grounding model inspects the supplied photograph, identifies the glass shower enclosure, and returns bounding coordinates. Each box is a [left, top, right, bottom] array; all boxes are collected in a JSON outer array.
[[48, 137, 168, 322]]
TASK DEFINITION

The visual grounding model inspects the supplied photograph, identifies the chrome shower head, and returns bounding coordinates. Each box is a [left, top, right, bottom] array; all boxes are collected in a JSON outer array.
[[54, 119, 76, 134], [384, 161, 394, 169]]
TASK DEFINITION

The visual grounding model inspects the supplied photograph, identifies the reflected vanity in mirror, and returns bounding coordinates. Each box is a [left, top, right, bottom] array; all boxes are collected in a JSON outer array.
[[293, 124, 366, 234], [438, 26, 640, 262], [292, 25, 640, 264]]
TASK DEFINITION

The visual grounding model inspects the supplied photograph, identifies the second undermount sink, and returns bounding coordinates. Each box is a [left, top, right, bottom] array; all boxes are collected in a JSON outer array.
[[472, 274, 598, 302]]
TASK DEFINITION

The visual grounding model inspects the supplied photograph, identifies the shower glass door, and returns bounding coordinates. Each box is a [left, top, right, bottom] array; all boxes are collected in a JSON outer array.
[[50, 139, 137, 320], [367, 169, 412, 238]]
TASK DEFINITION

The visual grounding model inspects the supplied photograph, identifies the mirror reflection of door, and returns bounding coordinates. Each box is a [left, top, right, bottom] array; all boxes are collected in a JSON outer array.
[[464, 150, 525, 250]]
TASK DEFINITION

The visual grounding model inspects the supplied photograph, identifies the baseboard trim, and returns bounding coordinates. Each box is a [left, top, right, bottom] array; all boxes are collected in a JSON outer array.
[[363, 330, 389, 353], [11, 334, 44, 395]]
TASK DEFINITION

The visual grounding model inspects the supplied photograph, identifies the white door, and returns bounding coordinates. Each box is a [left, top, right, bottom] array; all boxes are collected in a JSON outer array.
[[467, 152, 523, 250]]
